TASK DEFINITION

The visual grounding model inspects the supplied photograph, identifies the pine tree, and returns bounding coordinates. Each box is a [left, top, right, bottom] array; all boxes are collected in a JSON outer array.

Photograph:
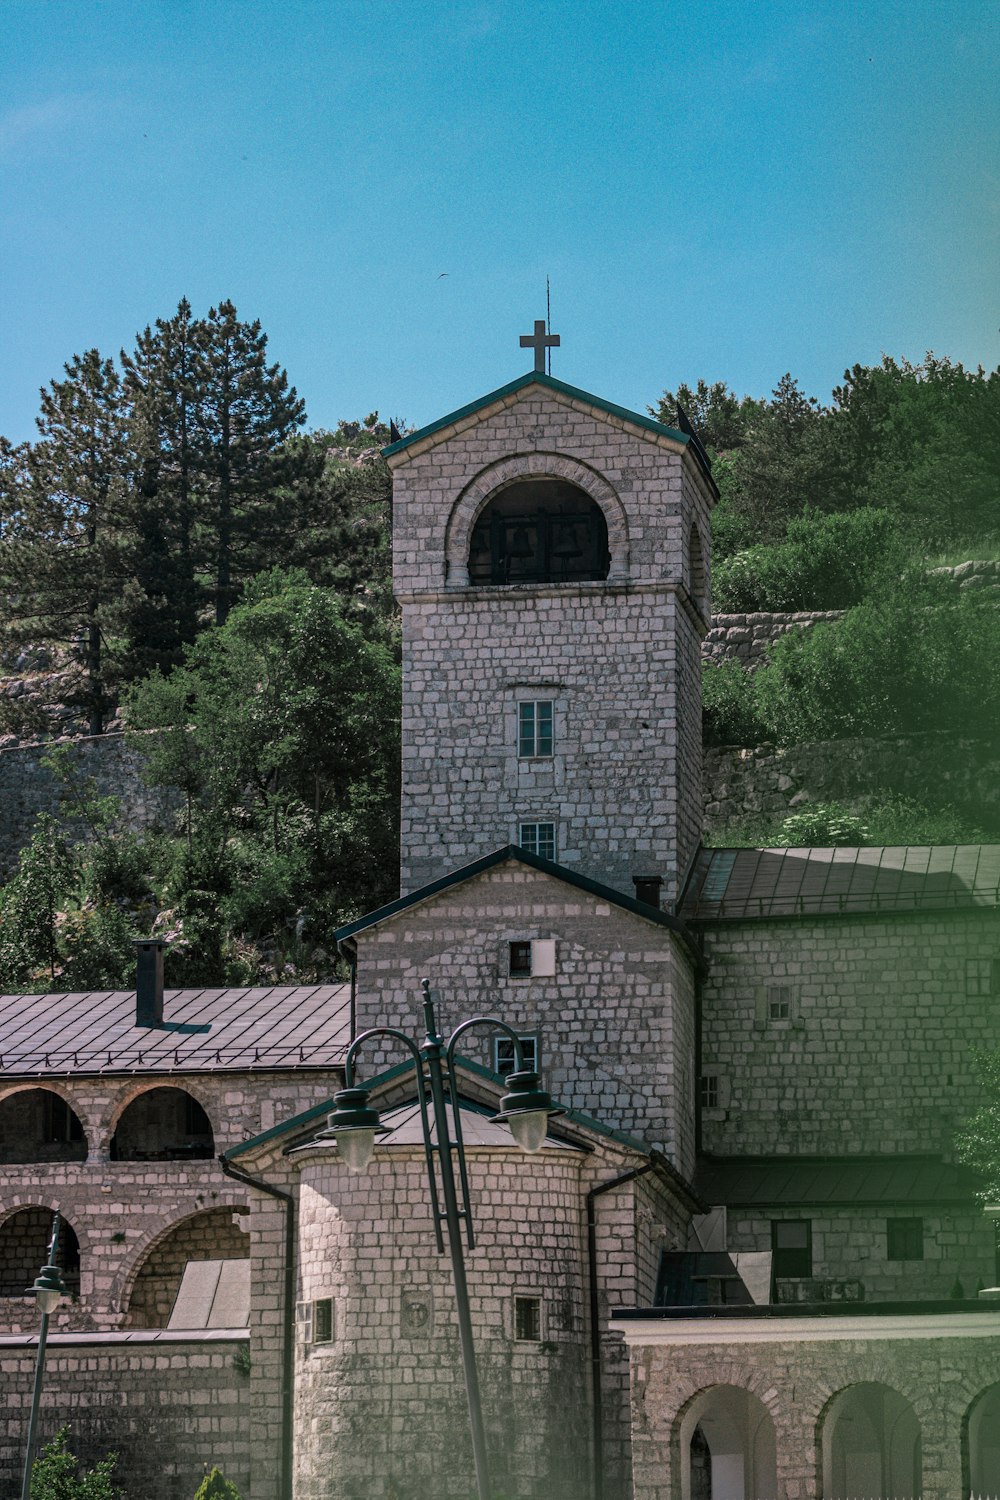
[[120, 299, 202, 676], [193, 301, 308, 624], [0, 351, 133, 735]]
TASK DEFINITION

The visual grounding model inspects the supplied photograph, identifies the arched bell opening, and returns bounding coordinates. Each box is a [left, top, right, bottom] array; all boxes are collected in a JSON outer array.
[[0, 1207, 81, 1301], [468, 479, 610, 586], [109, 1086, 214, 1162], [821, 1381, 921, 1499], [0, 1088, 87, 1163]]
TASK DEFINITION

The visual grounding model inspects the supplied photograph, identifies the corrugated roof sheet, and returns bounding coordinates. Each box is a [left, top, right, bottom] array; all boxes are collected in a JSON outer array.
[[694, 1155, 982, 1207], [0, 984, 351, 1076], [681, 845, 1000, 920]]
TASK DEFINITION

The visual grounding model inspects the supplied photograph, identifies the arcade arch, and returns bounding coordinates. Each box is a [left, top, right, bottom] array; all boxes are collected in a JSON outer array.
[[821, 1382, 921, 1499], [677, 1385, 777, 1500], [965, 1382, 1000, 1497], [109, 1086, 214, 1161], [0, 1087, 86, 1163], [0, 1206, 80, 1300], [124, 1206, 249, 1328]]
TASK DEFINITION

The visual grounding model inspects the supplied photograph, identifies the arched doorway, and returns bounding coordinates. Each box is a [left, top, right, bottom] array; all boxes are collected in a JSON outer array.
[[468, 479, 610, 585], [0, 1207, 80, 1300], [0, 1088, 87, 1162], [822, 1382, 921, 1499], [110, 1087, 214, 1161], [678, 1385, 777, 1500], [965, 1382, 1000, 1496], [124, 1207, 249, 1327]]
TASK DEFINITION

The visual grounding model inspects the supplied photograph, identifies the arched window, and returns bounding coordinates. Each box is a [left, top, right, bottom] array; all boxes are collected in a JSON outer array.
[[125, 1207, 249, 1328], [688, 523, 707, 607], [468, 479, 610, 586], [110, 1087, 214, 1162], [965, 1382, 1000, 1497], [677, 1385, 777, 1500], [0, 1208, 80, 1300], [0, 1089, 87, 1163], [822, 1382, 921, 1499]]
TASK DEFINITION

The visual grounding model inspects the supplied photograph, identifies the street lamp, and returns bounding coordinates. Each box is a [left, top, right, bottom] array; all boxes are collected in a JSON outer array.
[[20, 1212, 67, 1500], [319, 978, 564, 1500]]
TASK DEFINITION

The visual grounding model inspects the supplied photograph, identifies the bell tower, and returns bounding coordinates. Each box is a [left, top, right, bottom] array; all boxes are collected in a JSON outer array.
[[385, 346, 717, 908]]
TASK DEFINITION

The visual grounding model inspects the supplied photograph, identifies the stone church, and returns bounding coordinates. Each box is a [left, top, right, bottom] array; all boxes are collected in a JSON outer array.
[[1, 352, 999, 1500]]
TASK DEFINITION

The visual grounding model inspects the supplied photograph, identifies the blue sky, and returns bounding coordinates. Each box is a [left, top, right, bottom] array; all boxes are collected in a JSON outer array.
[[2, 0, 998, 444]]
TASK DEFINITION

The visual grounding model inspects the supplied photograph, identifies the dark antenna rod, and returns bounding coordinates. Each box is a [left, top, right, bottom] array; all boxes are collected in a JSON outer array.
[[546, 276, 552, 374]]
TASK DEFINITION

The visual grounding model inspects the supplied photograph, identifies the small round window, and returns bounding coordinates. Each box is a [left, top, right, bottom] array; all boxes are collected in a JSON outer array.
[[468, 480, 610, 586]]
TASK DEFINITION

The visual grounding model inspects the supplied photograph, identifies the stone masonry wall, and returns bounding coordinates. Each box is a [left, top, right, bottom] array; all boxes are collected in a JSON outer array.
[[698, 908, 1000, 1158], [390, 381, 714, 908], [623, 1318, 1000, 1500], [352, 859, 699, 1172], [703, 609, 844, 669], [0, 1331, 250, 1500]]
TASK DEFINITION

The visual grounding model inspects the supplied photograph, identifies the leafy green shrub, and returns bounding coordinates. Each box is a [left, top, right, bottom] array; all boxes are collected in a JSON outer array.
[[714, 508, 904, 613], [30, 1427, 122, 1499], [955, 1047, 1000, 1205], [773, 804, 870, 846], [194, 1469, 244, 1500], [701, 660, 768, 746]]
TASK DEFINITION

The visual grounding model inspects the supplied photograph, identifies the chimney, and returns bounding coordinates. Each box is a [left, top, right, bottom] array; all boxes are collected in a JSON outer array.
[[135, 939, 166, 1027], [632, 875, 663, 910]]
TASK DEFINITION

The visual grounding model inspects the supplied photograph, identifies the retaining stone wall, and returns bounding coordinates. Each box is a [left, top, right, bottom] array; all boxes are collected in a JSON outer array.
[[0, 1332, 250, 1500], [703, 609, 843, 669]]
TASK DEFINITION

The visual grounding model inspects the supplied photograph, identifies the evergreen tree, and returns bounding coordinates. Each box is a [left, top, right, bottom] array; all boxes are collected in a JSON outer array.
[[192, 301, 308, 624], [120, 299, 202, 676], [0, 351, 133, 734]]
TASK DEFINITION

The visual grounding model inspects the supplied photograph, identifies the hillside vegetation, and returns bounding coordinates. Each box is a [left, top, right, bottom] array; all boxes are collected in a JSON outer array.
[[1, 306, 998, 987]]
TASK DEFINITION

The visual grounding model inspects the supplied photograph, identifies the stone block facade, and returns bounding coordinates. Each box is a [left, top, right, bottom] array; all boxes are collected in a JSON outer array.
[[350, 858, 699, 1171], [388, 380, 714, 906], [0, 1330, 251, 1499]]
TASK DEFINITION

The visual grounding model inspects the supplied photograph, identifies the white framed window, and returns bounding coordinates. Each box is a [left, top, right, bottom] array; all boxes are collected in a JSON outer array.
[[699, 1075, 719, 1110], [505, 939, 556, 979], [966, 958, 1000, 997], [494, 1033, 539, 1078], [313, 1297, 334, 1344], [513, 1294, 543, 1342], [520, 822, 556, 861], [767, 985, 793, 1022], [518, 700, 554, 758]]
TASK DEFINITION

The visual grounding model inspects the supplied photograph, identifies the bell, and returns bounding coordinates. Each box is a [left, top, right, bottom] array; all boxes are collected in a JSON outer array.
[[507, 526, 534, 559], [550, 523, 582, 560]]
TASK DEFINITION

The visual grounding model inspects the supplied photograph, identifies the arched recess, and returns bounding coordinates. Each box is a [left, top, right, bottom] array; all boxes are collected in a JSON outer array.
[[0, 1086, 87, 1163], [821, 1382, 921, 1499], [109, 1085, 214, 1161], [687, 523, 707, 612], [965, 1382, 1000, 1497], [445, 452, 630, 586], [123, 1206, 249, 1328], [0, 1206, 81, 1300], [676, 1384, 777, 1500]]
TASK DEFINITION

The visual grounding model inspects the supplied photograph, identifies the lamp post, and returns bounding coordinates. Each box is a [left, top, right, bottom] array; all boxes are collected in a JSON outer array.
[[319, 978, 563, 1500], [20, 1211, 67, 1500]]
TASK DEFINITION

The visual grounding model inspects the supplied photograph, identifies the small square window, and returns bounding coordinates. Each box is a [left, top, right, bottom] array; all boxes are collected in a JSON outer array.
[[772, 1220, 812, 1278], [514, 1295, 542, 1341], [495, 1034, 538, 1078], [313, 1297, 334, 1344], [966, 959, 999, 998], [886, 1217, 924, 1261], [518, 701, 553, 758], [699, 1075, 719, 1110], [767, 985, 792, 1021], [509, 941, 533, 977], [520, 822, 556, 861]]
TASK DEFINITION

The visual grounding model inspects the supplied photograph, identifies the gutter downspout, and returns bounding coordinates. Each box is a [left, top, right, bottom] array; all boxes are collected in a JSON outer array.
[[586, 1161, 656, 1500], [220, 1155, 295, 1500]]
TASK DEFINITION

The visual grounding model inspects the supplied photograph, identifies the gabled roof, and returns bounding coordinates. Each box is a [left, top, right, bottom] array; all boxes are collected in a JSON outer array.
[[0, 983, 351, 1077], [382, 370, 716, 491], [681, 844, 1000, 921], [333, 843, 700, 962]]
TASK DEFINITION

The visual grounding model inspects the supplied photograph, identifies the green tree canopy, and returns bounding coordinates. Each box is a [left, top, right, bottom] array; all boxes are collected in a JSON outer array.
[[29, 1426, 122, 1500]]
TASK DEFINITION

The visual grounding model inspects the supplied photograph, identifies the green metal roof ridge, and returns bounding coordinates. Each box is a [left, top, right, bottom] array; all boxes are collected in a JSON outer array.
[[381, 371, 689, 458], [334, 844, 701, 963]]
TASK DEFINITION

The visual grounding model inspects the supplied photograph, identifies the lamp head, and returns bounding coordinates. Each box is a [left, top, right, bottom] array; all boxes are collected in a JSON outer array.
[[318, 1086, 391, 1174], [32, 1262, 67, 1315], [490, 1070, 564, 1153]]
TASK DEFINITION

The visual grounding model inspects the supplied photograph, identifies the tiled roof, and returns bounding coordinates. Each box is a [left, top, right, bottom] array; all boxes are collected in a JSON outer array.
[[0, 984, 351, 1076], [681, 845, 1000, 921], [694, 1155, 982, 1208]]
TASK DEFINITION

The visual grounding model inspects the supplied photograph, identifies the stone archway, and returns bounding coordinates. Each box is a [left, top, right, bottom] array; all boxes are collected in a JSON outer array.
[[676, 1385, 778, 1500], [821, 1382, 921, 1499], [965, 1382, 1000, 1497], [0, 1086, 87, 1163], [445, 452, 630, 586]]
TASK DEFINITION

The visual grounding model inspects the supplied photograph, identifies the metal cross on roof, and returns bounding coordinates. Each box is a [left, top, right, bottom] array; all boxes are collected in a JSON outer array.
[[519, 319, 560, 372]]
